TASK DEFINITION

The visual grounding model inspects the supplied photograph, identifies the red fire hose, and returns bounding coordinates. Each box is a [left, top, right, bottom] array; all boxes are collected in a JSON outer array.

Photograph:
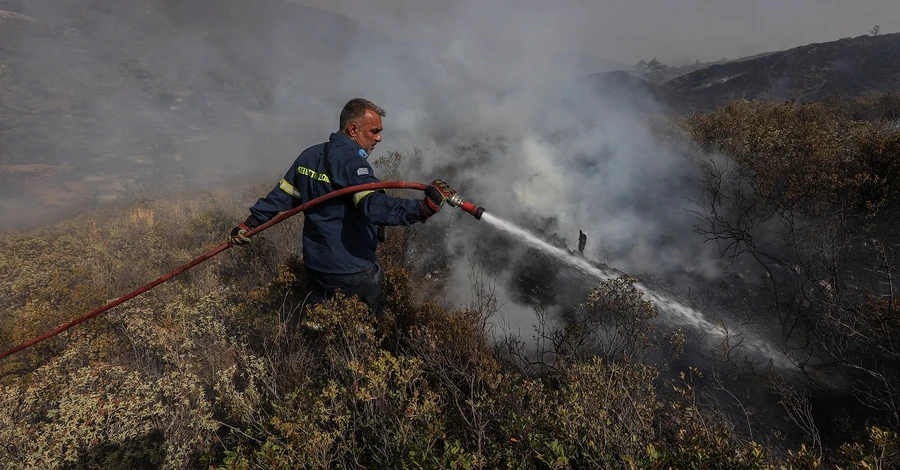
[[0, 181, 485, 361]]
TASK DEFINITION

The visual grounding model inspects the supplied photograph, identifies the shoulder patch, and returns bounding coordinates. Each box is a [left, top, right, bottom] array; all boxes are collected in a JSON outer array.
[[358, 149, 369, 159], [356, 167, 370, 176]]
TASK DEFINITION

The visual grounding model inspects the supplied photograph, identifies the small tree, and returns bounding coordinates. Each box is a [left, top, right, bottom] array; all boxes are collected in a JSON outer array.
[[634, 58, 671, 83], [871, 24, 881, 36]]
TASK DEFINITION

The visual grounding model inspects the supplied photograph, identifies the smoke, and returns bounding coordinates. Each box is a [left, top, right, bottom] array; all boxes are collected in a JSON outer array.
[[3, 0, 734, 329], [299, 0, 743, 344]]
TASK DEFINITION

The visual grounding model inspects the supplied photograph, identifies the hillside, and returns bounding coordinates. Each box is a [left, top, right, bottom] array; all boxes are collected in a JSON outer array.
[[4, 0, 900, 229], [664, 32, 900, 110], [566, 33, 900, 115], [0, 0, 406, 166], [2, 94, 899, 467], [2, 0, 900, 462], [0, 0, 415, 228]]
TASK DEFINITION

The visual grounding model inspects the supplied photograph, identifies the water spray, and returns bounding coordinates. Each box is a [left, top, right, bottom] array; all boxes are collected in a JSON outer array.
[[447, 194, 486, 220], [0, 181, 786, 369], [476, 213, 793, 369]]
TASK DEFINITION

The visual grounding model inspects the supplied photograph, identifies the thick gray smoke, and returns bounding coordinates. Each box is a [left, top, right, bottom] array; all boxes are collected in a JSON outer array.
[[2, 0, 731, 324], [305, 3, 733, 331]]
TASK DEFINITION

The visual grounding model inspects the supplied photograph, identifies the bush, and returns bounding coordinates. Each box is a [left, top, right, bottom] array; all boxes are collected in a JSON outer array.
[[682, 95, 900, 433], [2, 118, 898, 468]]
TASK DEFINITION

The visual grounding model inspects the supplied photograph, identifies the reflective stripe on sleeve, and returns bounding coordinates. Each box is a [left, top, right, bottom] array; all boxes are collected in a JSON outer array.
[[279, 178, 302, 199], [352, 190, 376, 206]]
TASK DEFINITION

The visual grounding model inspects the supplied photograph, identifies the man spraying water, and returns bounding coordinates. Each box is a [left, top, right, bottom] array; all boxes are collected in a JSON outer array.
[[228, 98, 457, 316], [0, 100, 488, 360]]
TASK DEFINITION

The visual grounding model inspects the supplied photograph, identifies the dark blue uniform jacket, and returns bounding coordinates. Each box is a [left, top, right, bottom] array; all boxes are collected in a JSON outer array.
[[245, 133, 424, 274]]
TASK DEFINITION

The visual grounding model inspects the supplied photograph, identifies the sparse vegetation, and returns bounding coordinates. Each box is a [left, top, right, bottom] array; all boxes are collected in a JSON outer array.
[[3, 100, 900, 467], [664, 33, 900, 111], [2, 1, 900, 468], [681, 94, 900, 444], [633, 57, 729, 84]]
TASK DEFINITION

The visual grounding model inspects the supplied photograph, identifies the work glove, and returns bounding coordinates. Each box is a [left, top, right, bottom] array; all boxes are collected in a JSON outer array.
[[229, 222, 252, 246], [420, 179, 456, 219]]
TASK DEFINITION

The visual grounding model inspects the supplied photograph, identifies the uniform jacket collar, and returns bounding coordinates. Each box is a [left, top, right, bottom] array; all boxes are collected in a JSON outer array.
[[329, 132, 369, 159]]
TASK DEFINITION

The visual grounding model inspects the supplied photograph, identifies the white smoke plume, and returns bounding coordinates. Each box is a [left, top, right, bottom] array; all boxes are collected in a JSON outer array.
[[2, 4, 808, 368], [2, 0, 730, 321]]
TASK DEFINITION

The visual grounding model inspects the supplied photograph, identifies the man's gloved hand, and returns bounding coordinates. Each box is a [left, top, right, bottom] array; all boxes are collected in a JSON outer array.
[[229, 222, 252, 246], [420, 179, 456, 218]]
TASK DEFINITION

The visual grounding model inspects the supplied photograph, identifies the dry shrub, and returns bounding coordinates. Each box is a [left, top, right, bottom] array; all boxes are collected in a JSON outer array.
[[491, 358, 659, 468], [5, 138, 898, 469], [837, 425, 900, 470], [0, 184, 299, 467], [683, 97, 900, 215], [555, 276, 658, 363], [0, 333, 217, 469], [218, 295, 445, 469], [682, 94, 900, 434]]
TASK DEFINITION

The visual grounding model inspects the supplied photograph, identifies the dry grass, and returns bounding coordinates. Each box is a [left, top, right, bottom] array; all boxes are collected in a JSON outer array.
[[0, 136, 897, 468]]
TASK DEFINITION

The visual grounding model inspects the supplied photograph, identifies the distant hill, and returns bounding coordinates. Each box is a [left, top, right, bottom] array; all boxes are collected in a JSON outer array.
[[663, 33, 900, 110], [570, 33, 900, 115], [631, 51, 785, 86]]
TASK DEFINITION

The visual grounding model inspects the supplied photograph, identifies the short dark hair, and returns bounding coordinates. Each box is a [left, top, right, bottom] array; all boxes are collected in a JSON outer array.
[[339, 98, 386, 130]]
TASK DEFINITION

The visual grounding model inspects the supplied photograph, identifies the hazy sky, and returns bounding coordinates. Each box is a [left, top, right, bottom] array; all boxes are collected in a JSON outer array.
[[293, 0, 898, 64]]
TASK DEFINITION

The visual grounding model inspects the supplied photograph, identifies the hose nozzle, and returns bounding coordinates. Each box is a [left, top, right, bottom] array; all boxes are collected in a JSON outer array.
[[447, 194, 485, 220]]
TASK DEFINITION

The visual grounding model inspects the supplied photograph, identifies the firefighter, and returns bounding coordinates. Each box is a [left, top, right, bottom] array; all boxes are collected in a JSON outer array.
[[228, 98, 455, 317]]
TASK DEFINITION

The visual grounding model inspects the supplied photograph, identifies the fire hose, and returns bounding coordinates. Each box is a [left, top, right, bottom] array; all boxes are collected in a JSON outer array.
[[0, 181, 485, 361]]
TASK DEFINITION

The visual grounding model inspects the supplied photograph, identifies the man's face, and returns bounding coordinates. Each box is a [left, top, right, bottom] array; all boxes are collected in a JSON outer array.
[[347, 109, 383, 154]]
